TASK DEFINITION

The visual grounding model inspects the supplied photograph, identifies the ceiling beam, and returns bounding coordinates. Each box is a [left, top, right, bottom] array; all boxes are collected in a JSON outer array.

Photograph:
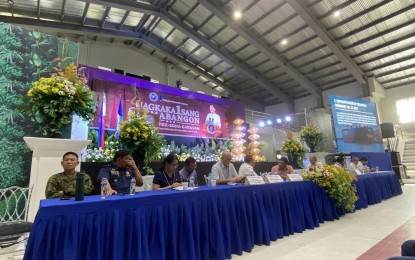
[[286, 0, 371, 97], [37, 0, 41, 19], [0, 15, 263, 110], [77, 0, 293, 111], [198, 0, 321, 101], [60, 0, 67, 21]]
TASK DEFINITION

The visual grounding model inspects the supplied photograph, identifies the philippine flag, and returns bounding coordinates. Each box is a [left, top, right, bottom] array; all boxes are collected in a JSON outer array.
[[98, 93, 106, 148], [115, 95, 123, 138]]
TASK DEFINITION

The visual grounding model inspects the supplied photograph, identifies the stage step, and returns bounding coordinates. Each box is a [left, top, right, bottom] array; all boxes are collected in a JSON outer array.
[[403, 162, 415, 166], [403, 152, 415, 157], [404, 132, 415, 137], [403, 132, 415, 171], [404, 143, 415, 150], [403, 179, 415, 184]]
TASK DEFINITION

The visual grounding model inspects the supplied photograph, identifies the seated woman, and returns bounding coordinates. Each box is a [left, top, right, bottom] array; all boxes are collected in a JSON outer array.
[[271, 157, 294, 181], [152, 153, 182, 190]]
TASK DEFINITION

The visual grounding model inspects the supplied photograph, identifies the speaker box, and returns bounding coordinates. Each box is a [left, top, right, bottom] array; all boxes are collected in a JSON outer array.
[[380, 123, 395, 138], [126, 73, 143, 79], [114, 68, 124, 75], [142, 75, 151, 81], [390, 151, 401, 166]]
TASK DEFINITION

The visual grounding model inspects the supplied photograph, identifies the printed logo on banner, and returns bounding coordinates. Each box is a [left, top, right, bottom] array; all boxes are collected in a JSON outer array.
[[149, 92, 158, 102], [147, 115, 155, 123], [207, 124, 216, 134]]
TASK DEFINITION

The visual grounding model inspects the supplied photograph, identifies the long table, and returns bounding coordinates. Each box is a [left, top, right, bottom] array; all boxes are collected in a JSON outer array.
[[24, 171, 402, 260], [355, 171, 402, 209]]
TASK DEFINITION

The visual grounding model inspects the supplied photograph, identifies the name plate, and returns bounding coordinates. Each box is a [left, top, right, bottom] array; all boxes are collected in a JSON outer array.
[[245, 176, 266, 185], [265, 175, 284, 183], [288, 173, 303, 182]]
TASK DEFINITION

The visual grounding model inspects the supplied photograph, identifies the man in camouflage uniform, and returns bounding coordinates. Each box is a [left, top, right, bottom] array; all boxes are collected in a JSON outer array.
[[45, 152, 94, 199]]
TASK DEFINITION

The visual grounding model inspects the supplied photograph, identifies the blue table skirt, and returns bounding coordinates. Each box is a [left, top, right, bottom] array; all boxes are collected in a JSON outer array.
[[354, 171, 402, 210], [24, 172, 402, 260]]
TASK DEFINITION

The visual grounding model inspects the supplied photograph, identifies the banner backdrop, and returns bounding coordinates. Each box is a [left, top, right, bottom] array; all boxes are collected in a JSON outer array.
[[87, 68, 246, 139], [329, 95, 384, 153]]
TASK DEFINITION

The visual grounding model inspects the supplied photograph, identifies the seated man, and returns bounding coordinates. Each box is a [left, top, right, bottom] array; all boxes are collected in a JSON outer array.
[[210, 151, 244, 184], [357, 157, 371, 173], [179, 156, 198, 186], [271, 157, 294, 181], [98, 150, 143, 195], [334, 156, 345, 168], [238, 155, 257, 177], [347, 157, 362, 174], [45, 152, 94, 199], [307, 155, 323, 171]]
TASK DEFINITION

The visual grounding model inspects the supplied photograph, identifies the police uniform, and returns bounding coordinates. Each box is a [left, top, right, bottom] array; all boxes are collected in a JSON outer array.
[[45, 172, 94, 199], [98, 164, 135, 194]]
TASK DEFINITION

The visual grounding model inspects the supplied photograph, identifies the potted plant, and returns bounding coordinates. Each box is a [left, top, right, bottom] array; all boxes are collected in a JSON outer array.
[[282, 132, 307, 168], [27, 63, 96, 137], [300, 123, 324, 153], [119, 111, 166, 174]]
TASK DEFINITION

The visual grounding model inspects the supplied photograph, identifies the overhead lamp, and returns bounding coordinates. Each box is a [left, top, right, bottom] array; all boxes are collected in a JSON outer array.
[[233, 10, 242, 19], [267, 120, 272, 125], [334, 10, 340, 17], [259, 121, 265, 127], [281, 39, 288, 45], [285, 116, 291, 122], [276, 118, 282, 123]]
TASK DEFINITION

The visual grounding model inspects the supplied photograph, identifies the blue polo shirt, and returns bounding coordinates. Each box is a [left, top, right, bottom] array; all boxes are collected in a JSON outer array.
[[98, 164, 134, 194], [152, 170, 182, 188]]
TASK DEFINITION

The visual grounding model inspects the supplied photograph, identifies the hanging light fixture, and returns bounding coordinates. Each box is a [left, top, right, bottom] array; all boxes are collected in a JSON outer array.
[[233, 10, 242, 19]]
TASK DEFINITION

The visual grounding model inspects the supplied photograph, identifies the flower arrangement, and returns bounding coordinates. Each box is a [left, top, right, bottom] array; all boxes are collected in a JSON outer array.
[[300, 123, 324, 152], [282, 132, 307, 167], [119, 112, 166, 174], [302, 165, 358, 212], [84, 147, 111, 162], [84, 139, 121, 162], [27, 63, 96, 137], [160, 139, 234, 162]]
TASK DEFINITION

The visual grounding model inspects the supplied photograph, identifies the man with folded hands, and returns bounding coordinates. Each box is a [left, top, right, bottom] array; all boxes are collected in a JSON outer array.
[[238, 155, 257, 177]]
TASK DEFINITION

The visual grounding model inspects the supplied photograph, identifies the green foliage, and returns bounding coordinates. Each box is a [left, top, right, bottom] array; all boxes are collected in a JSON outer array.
[[302, 165, 358, 212], [84, 136, 121, 162], [160, 138, 236, 162], [87, 129, 99, 149], [0, 23, 29, 188], [119, 113, 166, 174], [0, 22, 79, 188], [300, 124, 324, 151], [282, 132, 307, 168], [27, 63, 97, 137]]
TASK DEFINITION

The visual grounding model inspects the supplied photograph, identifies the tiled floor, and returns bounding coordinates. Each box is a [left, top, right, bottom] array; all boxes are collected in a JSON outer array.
[[234, 184, 415, 260], [1, 185, 414, 260]]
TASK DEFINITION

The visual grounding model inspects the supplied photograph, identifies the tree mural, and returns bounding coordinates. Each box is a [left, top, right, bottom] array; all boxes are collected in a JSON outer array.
[[0, 22, 78, 188]]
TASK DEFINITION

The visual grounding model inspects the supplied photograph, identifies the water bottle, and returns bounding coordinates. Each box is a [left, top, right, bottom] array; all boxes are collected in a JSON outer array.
[[375, 166, 379, 172], [101, 178, 108, 199], [129, 178, 136, 195], [189, 175, 195, 188], [75, 171, 85, 201]]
